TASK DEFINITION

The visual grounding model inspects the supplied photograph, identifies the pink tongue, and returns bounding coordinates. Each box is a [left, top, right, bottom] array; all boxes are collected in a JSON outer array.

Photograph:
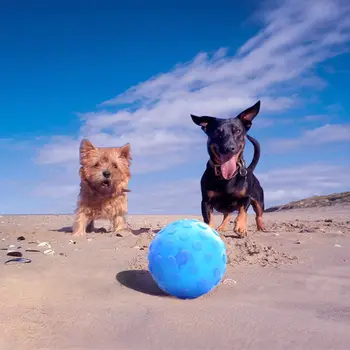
[[220, 155, 237, 180]]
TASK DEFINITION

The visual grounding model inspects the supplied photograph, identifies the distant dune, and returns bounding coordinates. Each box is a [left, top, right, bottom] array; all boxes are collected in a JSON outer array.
[[265, 191, 350, 212]]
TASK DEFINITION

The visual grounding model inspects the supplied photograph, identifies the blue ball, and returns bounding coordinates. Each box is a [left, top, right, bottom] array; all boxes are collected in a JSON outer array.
[[148, 219, 227, 299]]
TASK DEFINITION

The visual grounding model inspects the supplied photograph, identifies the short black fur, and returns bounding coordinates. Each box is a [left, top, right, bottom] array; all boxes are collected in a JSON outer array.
[[191, 101, 265, 237]]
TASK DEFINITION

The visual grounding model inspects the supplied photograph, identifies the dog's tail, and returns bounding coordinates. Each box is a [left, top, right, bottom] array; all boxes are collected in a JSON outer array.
[[246, 134, 261, 172]]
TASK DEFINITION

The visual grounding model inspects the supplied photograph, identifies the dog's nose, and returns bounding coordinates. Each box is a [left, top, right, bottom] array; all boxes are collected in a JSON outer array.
[[102, 170, 111, 178], [225, 145, 235, 153]]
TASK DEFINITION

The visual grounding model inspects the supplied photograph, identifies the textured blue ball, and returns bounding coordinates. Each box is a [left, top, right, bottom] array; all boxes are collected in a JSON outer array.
[[148, 219, 227, 299]]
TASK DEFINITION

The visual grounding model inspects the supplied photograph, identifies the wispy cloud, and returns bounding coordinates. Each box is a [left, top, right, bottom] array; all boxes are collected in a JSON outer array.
[[302, 114, 329, 122], [34, 184, 78, 200], [37, 0, 350, 168], [258, 162, 350, 205], [93, 163, 350, 214], [32, 0, 350, 213], [129, 179, 200, 214], [267, 123, 350, 152]]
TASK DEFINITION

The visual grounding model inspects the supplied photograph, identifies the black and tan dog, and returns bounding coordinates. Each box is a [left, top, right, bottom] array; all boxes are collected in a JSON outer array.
[[191, 101, 265, 237]]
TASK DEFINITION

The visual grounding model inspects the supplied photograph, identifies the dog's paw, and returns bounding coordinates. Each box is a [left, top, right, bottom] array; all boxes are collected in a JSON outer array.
[[234, 221, 248, 237], [114, 228, 132, 237], [72, 230, 86, 237], [113, 224, 127, 232], [256, 217, 266, 232], [216, 225, 227, 233]]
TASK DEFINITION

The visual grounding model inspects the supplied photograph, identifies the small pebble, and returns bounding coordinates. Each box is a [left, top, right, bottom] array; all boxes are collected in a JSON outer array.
[[334, 244, 342, 248], [38, 242, 51, 249]]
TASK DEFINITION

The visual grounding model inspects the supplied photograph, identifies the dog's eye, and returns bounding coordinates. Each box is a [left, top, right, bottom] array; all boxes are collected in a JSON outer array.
[[94, 162, 99, 168], [216, 129, 225, 138], [113, 163, 118, 169]]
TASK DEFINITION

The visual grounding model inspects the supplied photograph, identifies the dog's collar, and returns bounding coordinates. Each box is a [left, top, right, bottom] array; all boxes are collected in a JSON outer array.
[[209, 158, 248, 179]]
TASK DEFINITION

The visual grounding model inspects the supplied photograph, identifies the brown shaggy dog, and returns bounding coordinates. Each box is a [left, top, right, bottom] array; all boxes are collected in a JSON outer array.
[[72, 139, 132, 237]]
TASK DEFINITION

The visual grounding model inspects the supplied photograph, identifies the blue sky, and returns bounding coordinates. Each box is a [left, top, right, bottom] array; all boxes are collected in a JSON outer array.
[[1, 0, 349, 215]]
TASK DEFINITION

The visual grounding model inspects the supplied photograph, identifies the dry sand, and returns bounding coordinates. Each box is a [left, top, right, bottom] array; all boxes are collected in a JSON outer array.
[[0, 205, 350, 350]]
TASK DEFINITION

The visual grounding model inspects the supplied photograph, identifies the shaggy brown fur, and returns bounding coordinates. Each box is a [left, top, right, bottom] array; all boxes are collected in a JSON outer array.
[[72, 139, 132, 237]]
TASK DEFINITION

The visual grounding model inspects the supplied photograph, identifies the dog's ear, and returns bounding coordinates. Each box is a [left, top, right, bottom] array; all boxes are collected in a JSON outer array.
[[191, 114, 216, 132], [236, 101, 260, 129], [80, 139, 96, 152], [119, 143, 132, 161], [80, 139, 97, 165]]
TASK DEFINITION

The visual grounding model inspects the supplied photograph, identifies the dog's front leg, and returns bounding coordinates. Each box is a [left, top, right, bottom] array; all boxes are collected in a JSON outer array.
[[201, 199, 214, 228], [112, 215, 126, 232], [234, 198, 250, 237], [86, 220, 95, 233], [72, 210, 90, 237], [216, 212, 232, 232]]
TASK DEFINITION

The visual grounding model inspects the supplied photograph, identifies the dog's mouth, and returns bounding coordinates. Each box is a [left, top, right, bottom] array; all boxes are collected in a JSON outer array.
[[101, 179, 111, 188], [210, 143, 243, 180]]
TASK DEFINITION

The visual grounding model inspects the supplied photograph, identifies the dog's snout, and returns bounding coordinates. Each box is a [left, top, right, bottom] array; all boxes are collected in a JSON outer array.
[[225, 145, 235, 153], [102, 170, 111, 178]]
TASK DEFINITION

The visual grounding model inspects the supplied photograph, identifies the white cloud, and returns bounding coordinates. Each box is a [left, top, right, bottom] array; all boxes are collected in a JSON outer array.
[[33, 184, 78, 200], [37, 137, 80, 165], [34, 162, 349, 215], [127, 163, 350, 214], [36, 0, 350, 170], [302, 114, 329, 122], [32, 0, 350, 213], [128, 179, 200, 214], [257, 163, 350, 206], [267, 123, 350, 152]]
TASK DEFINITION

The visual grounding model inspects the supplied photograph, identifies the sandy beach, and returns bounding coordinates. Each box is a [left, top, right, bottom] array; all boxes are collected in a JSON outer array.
[[1, 206, 350, 350]]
